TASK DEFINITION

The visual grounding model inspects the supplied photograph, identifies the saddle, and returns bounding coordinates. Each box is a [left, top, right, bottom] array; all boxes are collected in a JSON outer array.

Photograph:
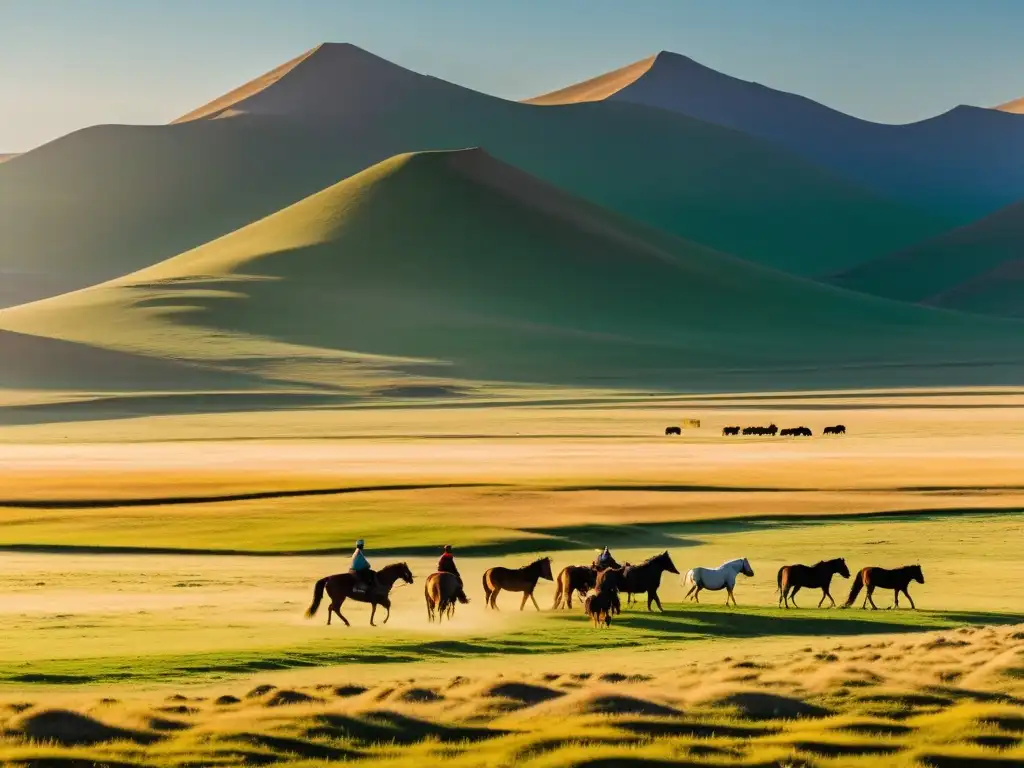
[[349, 568, 378, 594]]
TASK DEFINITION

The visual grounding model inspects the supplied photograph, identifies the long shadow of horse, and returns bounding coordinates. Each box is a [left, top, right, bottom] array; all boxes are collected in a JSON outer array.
[[622, 609, 1024, 639]]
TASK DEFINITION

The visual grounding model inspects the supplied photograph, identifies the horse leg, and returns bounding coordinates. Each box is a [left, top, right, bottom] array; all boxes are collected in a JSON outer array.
[[726, 586, 736, 607], [905, 589, 921, 614], [824, 588, 836, 608], [552, 582, 563, 610], [866, 586, 879, 610], [333, 598, 351, 627], [893, 589, 900, 609], [651, 590, 664, 613], [530, 591, 541, 611], [383, 599, 392, 624], [693, 586, 701, 603], [489, 586, 501, 610], [519, 592, 530, 611], [817, 590, 827, 608], [369, 603, 378, 627], [790, 586, 801, 608]]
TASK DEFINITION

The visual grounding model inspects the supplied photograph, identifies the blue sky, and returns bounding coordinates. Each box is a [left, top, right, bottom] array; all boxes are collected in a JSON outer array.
[[1, 0, 1023, 151]]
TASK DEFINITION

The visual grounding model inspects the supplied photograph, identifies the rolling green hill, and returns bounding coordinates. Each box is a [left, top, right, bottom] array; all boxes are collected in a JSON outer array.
[[0, 43, 949, 309], [2, 149, 1021, 395], [832, 200, 1024, 316]]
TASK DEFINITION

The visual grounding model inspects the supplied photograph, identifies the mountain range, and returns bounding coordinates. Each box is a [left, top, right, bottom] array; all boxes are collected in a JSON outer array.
[[0, 42, 1022, 402], [0, 43, 947, 309], [529, 51, 1024, 222]]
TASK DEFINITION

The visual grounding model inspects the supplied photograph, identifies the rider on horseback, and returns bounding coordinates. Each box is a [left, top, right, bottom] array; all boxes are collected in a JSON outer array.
[[437, 544, 469, 603], [350, 539, 375, 594], [594, 546, 617, 570], [437, 545, 459, 577]]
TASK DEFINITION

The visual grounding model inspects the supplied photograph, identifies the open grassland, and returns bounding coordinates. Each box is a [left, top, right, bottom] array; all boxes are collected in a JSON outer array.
[[1, 622, 1023, 767], [0, 394, 1023, 766]]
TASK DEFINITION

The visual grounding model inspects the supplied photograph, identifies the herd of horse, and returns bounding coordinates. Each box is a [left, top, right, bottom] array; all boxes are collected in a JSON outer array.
[[714, 423, 847, 437], [304, 552, 925, 629]]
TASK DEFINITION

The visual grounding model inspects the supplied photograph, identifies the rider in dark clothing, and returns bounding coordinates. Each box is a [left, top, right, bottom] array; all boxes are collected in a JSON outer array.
[[437, 544, 460, 577], [437, 545, 468, 603]]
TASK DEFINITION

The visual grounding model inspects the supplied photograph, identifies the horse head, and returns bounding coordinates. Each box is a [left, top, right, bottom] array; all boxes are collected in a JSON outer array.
[[836, 558, 851, 579], [741, 558, 755, 577], [659, 551, 680, 575], [384, 562, 414, 585], [537, 557, 554, 581], [912, 564, 925, 584]]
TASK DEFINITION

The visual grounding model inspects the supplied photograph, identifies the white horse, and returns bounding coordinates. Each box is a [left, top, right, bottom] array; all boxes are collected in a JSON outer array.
[[681, 558, 754, 606]]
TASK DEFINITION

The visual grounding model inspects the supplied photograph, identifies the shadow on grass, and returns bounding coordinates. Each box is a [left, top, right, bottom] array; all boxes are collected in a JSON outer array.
[[306, 711, 505, 746]]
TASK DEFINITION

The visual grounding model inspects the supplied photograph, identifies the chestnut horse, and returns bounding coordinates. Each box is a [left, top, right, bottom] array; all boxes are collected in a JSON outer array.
[[425, 571, 468, 622], [552, 565, 596, 610], [622, 551, 680, 612], [305, 562, 414, 627], [483, 557, 553, 610], [844, 564, 925, 610]]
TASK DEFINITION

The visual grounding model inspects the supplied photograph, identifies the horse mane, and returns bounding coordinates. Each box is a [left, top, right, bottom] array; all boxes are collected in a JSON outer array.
[[523, 557, 550, 570], [379, 561, 408, 572], [636, 551, 667, 567]]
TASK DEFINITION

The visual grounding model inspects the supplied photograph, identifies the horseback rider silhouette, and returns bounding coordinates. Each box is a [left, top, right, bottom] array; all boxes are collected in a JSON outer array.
[[594, 546, 618, 571]]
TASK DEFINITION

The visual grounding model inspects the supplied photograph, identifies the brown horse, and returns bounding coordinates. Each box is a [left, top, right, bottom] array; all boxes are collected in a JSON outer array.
[[621, 551, 680, 612], [844, 565, 925, 610], [777, 558, 850, 608], [552, 565, 596, 610], [425, 571, 468, 622], [585, 570, 625, 628], [305, 562, 414, 627], [483, 557, 553, 610]]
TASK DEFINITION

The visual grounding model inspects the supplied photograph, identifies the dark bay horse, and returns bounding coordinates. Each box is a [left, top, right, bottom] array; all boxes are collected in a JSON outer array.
[[777, 558, 850, 608], [425, 571, 468, 622], [621, 551, 679, 612], [305, 562, 414, 627], [844, 564, 925, 610], [586, 569, 625, 628], [483, 557, 553, 610], [552, 565, 596, 610]]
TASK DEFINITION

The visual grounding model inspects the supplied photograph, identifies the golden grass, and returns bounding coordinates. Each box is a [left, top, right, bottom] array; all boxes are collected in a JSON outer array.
[[1, 624, 1022, 767]]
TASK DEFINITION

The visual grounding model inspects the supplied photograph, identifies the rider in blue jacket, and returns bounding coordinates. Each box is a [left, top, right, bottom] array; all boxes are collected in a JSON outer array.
[[350, 539, 374, 593]]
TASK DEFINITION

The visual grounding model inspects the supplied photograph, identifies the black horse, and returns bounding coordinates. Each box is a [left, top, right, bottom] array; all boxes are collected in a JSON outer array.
[[722, 426, 741, 436], [621, 551, 680, 612], [824, 425, 847, 435], [665, 426, 681, 436], [777, 558, 851, 608]]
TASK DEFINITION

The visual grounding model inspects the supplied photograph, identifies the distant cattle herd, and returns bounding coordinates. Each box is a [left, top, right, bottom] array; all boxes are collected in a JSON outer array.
[[665, 423, 846, 437]]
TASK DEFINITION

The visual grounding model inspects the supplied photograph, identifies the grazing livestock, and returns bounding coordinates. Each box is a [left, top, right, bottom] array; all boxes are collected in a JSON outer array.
[[824, 425, 847, 435], [665, 426, 681, 435], [682, 558, 754, 606], [777, 558, 850, 608], [742, 424, 778, 436], [844, 565, 925, 610], [722, 426, 741, 436], [781, 426, 812, 437]]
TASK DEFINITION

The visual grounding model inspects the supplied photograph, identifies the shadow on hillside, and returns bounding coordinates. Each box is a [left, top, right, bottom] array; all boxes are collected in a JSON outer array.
[[622, 608, 1024, 639]]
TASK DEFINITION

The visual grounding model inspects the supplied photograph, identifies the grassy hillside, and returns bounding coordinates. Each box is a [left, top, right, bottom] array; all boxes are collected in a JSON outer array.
[[2, 149, 1021, 395], [0, 44, 949, 310], [833, 200, 1024, 315]]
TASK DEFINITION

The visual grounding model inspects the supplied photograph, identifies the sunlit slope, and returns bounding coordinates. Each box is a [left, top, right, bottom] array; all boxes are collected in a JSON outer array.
[[3, 149, 1021, 392], [0, 44, 948, 309], [833, 200, 1024, 316], [530, 51, 1024, 220]]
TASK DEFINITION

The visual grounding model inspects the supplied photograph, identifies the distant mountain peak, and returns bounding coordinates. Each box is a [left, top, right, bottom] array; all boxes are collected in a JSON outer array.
[[172, 41, 449, 124]]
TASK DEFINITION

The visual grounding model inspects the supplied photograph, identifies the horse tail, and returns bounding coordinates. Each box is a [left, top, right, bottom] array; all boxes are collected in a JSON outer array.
[[482, 570, 493, 605], [776, 566, 784, 594], [843, 571, 864, 608], [552, 575, 564, 609], [305, 577, 328, 618], [683, 569, 695, 588]]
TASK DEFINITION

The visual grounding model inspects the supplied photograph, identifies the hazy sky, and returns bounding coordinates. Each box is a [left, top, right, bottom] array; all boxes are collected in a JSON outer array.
[[2, 0, 1023, 151]]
